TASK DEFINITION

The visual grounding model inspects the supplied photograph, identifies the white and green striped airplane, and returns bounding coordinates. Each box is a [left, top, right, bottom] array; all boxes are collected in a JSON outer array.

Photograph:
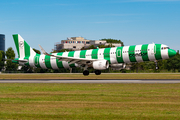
[[12, 34, 176, 75]]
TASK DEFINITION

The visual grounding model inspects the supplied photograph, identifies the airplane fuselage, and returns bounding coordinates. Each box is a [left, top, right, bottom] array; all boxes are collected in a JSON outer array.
[[13, 43, 176, 69]]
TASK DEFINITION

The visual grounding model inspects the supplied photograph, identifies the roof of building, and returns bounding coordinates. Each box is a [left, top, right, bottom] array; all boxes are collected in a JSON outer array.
[[62, 37, 90, 41]]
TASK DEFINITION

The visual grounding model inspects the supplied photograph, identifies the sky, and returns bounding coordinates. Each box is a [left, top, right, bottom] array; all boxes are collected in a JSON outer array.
[[0, 0, 180, 56]]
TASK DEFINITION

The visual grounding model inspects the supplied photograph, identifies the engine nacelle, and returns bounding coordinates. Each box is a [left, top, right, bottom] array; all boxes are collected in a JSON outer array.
[[110, 63, 126, 69], [92, 60, 109, 70]]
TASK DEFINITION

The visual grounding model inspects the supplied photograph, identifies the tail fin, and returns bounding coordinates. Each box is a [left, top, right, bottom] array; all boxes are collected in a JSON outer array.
[[13, 34, 37, 58]]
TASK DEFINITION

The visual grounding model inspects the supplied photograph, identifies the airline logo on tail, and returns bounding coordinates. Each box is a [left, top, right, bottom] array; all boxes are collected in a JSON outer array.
[[19, 41, 24, 48]]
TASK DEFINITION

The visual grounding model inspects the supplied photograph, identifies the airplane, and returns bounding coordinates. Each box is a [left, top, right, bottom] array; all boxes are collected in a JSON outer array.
[[12, 34, 176, 75]]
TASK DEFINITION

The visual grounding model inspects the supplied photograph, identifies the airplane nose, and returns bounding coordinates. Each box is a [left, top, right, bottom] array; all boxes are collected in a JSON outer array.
[[168, 49, 176, 58]]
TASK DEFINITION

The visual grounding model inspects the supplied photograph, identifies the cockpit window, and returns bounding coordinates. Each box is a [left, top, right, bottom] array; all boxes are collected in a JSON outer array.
[[161, 47, 170, 50]]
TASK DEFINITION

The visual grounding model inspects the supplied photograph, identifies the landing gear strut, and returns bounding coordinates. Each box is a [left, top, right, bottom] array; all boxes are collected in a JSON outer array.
[[95, 70, 101, 75], [83, 70, 89, 76], [154, 60, 159, 70]]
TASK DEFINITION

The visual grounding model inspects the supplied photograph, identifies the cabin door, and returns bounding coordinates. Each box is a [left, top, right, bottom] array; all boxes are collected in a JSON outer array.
[[34, 56, 39, 65], [150, 43, 156, 55], [117, 49, 121, 57]]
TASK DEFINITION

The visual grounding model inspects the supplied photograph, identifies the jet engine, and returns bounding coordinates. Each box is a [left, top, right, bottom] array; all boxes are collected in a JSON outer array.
[[92, 60, 109, 70], [110, 63, 126, 69]]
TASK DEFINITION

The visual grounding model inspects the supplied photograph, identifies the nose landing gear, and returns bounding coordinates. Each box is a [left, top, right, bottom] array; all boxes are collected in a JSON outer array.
[[154, 60, 159, 70]]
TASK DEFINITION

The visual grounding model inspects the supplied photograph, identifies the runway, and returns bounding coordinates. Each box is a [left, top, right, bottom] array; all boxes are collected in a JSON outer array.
[[0, 79, 180, 83]]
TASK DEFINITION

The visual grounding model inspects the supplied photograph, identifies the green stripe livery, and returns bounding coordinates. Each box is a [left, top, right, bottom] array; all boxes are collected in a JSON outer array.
[[141, 44, 149, 61], [45, 55, 52, 69], [104, 48, 111, 64], [92, 49, 98, 59], [56, 53, 63, 68], [129, 45, 137, 62], [116, 47, 124, 63], [13, 34, 20, 57], [24, 41, 31, 57], [155, 44, 162, 60], [68, 51, 75, 67], [34, 54, 41, 68]]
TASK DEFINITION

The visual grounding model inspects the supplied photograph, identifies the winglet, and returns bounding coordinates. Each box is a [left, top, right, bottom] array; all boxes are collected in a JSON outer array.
[[38, 44, 50, 55]]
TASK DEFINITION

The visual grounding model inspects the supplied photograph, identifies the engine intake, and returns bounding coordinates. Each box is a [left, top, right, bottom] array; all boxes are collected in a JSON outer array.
[[92, 60, 109, 70]]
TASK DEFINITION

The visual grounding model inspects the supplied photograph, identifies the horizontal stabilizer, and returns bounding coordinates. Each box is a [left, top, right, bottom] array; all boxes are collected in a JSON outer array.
[[6, 59, 28, 63], [8, 59, 28, 62]]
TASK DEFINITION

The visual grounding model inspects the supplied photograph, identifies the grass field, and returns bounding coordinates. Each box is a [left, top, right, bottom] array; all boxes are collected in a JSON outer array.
[[0, 83, 180, 119], [0, 73, 180, 79]]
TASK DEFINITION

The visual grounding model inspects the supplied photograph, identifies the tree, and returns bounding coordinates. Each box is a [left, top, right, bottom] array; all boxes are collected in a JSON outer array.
[[166, 51, 180, 72], [88, 45, 96, 49], [98, 44, 115, 48], [21, 66, 33, 73], [58, 49, 72, 52], [0, 51, 5, 71], [33, 48, 41, 54], [5, 47, 18, 71], [81, 45, 96, 50], [130, 61, 159, 73]]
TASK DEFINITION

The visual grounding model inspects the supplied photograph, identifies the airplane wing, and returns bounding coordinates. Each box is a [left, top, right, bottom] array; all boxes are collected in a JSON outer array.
[[39, 45, 98, 65]]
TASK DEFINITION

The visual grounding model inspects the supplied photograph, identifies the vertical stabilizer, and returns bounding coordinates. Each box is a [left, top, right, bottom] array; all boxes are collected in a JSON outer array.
[[13, 34, 37, 58]]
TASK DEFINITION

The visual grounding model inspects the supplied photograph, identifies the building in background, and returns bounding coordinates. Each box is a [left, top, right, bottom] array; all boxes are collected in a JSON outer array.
[[0, 34, 5, 52], [55, 37, 122, 51]]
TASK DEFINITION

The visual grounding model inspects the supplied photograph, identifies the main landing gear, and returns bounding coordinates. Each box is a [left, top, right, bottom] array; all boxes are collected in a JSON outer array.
[[83, 70, 102, 76], [83, 70, 89, 76], [82, 64, 102, 76], [95, 70, 101, 75], [82, 65, 89, 76]]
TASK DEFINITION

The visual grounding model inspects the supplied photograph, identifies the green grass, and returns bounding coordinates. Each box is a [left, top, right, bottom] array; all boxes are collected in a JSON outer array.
[[0, 83, 180, 119], [0, 73, 180, 79]]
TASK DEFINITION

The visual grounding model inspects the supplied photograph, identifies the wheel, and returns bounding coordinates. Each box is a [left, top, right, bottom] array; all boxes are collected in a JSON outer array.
[[83, 70, 89, 76], [95, 70, 101, 75]]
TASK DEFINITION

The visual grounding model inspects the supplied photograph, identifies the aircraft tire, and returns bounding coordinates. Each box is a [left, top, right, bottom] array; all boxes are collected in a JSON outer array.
[[83, 70, 89, 76], [95, 70, 101, 75]]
